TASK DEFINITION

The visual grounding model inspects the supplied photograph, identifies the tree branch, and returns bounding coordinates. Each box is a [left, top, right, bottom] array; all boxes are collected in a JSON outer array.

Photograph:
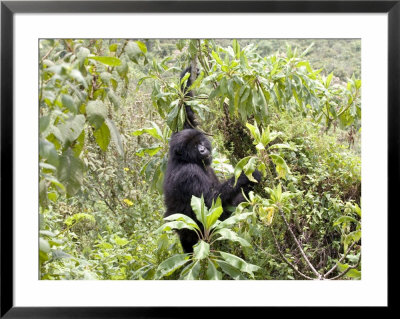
[[269, 227, 314, 280], [88, 167, 118, 216], [278, 208, 322, 279], [40, 41, 59, 64], [330, 254, 361, 280], [324, 241, 357, 279], [329, 253, 361, 280], [92, 185, 118, 216]]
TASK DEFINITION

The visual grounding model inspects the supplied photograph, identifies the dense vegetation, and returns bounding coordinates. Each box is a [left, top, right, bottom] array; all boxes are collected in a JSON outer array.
[[39, 39, 361, 280]]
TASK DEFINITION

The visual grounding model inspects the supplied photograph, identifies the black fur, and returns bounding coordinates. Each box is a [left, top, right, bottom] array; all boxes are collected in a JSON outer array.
[[163, 128, 261, 253]]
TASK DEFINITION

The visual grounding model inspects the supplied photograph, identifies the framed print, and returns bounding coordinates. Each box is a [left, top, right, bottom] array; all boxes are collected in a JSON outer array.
[[1, 0, 396, 317]]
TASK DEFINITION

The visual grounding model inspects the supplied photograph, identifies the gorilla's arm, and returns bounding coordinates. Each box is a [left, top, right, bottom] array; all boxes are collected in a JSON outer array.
[[171, 164, 257, 209], [214, 171, 260, 206], [183, 105, 198, 129]]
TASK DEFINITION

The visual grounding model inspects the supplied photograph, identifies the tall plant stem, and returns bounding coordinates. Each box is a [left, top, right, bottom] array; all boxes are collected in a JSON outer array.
[[278, 208, 322, 279]]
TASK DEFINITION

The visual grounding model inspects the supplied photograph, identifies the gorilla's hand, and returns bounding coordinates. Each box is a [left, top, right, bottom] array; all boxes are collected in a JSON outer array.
[[252, 169, 262, 183], [237, 169, 262, 187]]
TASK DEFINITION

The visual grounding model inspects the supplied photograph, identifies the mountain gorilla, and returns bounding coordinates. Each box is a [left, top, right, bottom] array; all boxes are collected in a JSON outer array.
[[163, 66, 261, 253]]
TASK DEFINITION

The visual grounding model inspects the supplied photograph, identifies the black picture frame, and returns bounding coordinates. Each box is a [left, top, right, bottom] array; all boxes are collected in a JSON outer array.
[[1, 0, 395, 317]]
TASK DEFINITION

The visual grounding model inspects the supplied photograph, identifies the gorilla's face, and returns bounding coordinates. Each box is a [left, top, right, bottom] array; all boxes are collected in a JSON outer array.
[[196, 140, 212, 166], [170, 129, 212, 166]]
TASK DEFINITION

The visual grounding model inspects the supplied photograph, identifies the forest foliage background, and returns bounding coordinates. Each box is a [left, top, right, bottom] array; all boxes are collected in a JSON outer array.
[[39, 39, 361, 280]]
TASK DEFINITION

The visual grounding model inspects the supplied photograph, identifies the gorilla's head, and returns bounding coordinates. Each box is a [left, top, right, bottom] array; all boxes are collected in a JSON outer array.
[[169, 129, 212, 166]]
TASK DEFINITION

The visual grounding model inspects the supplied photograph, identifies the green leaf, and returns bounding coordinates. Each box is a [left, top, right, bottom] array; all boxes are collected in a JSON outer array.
[[39, 138, 59, 167], [156, 221, 196, 234], [164, 214, 200, 230], [215, 260, 245, 280], [155, 254, 190, 279], [39, 250, 49, 264], [234, 156, 251, 186], [109, 43, 118, 52], [212, 50, 224, 65], [261, 126, 273, 145], [240, 87, 250, 105], [183, 260, 201, 280], [43, 174, 66, 192], [137, 76, 152, 87], [54, 114, 85, 145], [88, 56, 121, 67], [166, 103, 180, 130], [61, 94, 77, 113], [57, 149, 85, 196], [110, 78, 118, 93], [39, 238, 51, 253], [114, 235, 129, 247], [39, 115, 51, 134], [180, 72, 190, 87], [100, 72, 112, 84], [209, 86, 221, 100], [191, 195, 207, 226], [232, 39, 240, 58], [136, 41, 147, 54], [39, 179, 48, 208], [188, 40, 198, 58], [345, 230, 361, 244], [326, 72, 333, 87], [215, 228, 251, 247], [126, 41, 143, 63], [337, 263, 361, 279], [72, 130, 85, 157], [70, 69, 88, 88], [268, 143, 292, 151], [333, 216, 359, 226], [296, 61, 313, 72], [219, 252, 260, 277], [77, 47, 90, 65], [213, 212, 253, 230], [258, 161, 267, 178], [64, 213, 95, 227], [206, 259, 222, 280], [107, 90, 120, 110], [243, 157, 258, 182], [39, 162, 56, 171], [151, 121, 164, 140], [176, 39, 187, 51], [258, 206, 275, 226], [345, 268, 361, 279], [116, 59, 128, 78], [39, 230, 56, 237], [188, 71, 204, 92], [48, 192, 57, 202], [270, 154, 291, 179], [157, 233, 170, 253], [256, 142, 265, 151], [206, 204, 223, 229], [52, 250, 72, 260], [132, 127, 163, 141], [105, 118, 124, 157], [135, 146, 162, 157], [86, 100, 107, 129], [193, 240, 210, 260], [354, 204, 361, 217], [245, 122, 260, 141], [93, 121, 111, 151]]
